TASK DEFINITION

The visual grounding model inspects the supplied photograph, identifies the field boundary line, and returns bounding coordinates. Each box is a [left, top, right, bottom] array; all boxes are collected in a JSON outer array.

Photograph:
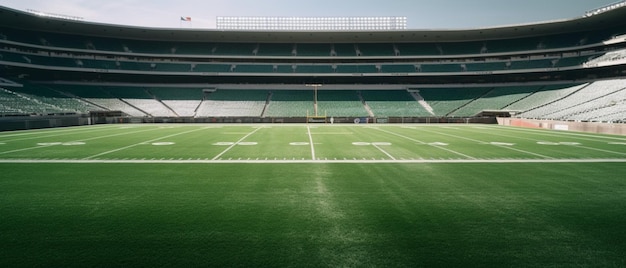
[[307, 125, 316, 160], [84, 127, 208, 160], [2, 158, 626, 164], [212, 127, 262, 160], [372, 127, 476, 159]]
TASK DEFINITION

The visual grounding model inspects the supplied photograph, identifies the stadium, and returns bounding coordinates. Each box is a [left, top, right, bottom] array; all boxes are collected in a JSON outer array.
[[1, 1, 626, 267]]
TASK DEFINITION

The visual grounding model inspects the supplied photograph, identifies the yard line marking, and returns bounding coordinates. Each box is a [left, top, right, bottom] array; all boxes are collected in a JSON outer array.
[[0, 144, 58, 155], [307, 125, 316, 160], [490, 125, 626, 142], [76, 127, 162, 142], [84, 127, 208, 160], [372, 144, 396, 160], [0, 127, 160, 156], [465, 127, 626, 156], [211, 127, 262, 160], [308, 132, 353, 135], [497, 145, 554, 159], [0, 124, 115, 139], [418, 127, 553, 159], [0, 125, 121, 143], [575, 145, 626, 156], [2, 158, 626, 164], [374, 127, 476, 159]]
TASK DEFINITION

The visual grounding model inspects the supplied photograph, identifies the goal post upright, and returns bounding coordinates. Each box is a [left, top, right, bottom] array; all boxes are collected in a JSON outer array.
[[305, 84, 323, 117], [306, 109, 328, 124]]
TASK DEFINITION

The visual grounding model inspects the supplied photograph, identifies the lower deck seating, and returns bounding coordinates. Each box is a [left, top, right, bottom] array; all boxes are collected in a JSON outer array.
[[2, 79, 625, 122], [360, 90, 429, 117]]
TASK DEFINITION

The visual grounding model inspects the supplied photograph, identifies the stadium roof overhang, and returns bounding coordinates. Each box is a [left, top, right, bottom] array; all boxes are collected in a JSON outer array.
[[1, 5, 626, 43]]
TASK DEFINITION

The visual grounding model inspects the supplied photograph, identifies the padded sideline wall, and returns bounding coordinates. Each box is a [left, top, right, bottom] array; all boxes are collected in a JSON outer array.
[[497, 118, 626, 135], [0, 115, 89, 131]]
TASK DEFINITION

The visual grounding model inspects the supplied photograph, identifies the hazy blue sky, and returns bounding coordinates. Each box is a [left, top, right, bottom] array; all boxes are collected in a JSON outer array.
[[0, 0, 620, 29]]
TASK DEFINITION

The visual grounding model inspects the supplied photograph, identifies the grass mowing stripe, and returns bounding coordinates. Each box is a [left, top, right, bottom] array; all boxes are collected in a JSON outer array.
[[307, 125, 316, 160], [212, 127, 262, 160], [84, 127, 209, 160], [373, 127, 477, 159], [1, 162, 625, 267]]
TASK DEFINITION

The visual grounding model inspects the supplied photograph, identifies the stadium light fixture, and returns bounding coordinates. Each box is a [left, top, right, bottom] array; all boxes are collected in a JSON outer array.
[[26, 9, 84, 21], [216, 16, 407, 31]]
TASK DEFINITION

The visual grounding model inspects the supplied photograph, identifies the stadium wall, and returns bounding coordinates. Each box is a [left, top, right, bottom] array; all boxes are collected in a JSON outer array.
[[497, 117, 626, 135], [0, 114, 89, 131]]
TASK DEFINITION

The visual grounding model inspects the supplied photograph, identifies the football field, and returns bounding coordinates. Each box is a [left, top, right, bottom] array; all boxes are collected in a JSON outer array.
[[1, 124, 625, 267]]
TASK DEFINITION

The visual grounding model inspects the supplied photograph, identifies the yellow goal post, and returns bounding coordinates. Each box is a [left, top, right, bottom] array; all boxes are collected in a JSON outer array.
[[306, 110, 328, 124]]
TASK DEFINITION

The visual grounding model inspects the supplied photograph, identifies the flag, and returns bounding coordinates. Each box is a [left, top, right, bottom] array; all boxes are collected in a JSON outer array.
[[180, 16, 191, 21]]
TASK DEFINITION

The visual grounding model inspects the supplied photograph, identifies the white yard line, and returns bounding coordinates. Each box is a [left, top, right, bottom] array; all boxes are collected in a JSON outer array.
[[0, 127, 162, 156], [0, 125, 118, 143], [307, 125, 317, 160], [576, 145, 626, 156], [374, 127, 476, 159], [419, 127, 553, 159], [0, 124, 113, 139], [1, 158, 626, 164], [490, 125, 626, 142], [467, 127, 626, 156], [84, 127, 208, 160], [372, 144, 396, 160], [0, 144, 57, 155], [212, 127, 262, 160]]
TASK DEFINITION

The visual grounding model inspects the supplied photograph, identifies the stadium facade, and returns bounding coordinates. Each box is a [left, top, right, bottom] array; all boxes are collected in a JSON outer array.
[[1, 4, 626, 129]]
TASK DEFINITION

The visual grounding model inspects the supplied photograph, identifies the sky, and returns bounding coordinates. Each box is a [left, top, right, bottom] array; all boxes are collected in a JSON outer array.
[[0, 0, 621, 30]]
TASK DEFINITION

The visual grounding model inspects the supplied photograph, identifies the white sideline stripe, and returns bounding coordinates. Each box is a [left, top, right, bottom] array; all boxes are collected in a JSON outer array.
[[1, 158, 625, 164], [419, 127, 553, 159], [212, 127, 262, 160], [307, 125, 316, 160], [374, 127, 476, 159], [84, 127, 208, 160], [372, 144, 396, 160]]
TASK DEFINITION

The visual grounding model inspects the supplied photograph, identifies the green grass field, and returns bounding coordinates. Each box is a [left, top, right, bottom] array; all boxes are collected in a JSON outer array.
[[1, 124, 626, 267]]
